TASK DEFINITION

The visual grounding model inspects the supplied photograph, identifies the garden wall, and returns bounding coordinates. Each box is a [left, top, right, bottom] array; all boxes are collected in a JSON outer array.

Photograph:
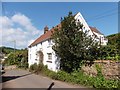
[[81, 60, 120, 80]]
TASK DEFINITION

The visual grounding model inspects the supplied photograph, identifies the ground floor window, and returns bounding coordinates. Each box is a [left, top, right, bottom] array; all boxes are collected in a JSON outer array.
[[47, 53, 52, 60]]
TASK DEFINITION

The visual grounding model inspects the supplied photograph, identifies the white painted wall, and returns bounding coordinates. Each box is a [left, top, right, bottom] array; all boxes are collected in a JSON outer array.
[[75, 12, 107, 45], [28, 39, 60, 72], [28, 12, 107, 72], [92, 31, 108, 45], [75, 12, 93, 36]]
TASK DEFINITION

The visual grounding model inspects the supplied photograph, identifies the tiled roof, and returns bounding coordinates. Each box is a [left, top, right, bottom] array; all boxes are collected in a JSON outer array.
[[89, 26, 103, 35], [29, 24, 102, 47], [29, 24, 61, 47]]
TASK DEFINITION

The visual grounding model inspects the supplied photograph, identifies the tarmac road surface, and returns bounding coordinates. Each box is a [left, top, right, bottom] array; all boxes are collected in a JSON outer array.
[[2, 69, 86, 89]]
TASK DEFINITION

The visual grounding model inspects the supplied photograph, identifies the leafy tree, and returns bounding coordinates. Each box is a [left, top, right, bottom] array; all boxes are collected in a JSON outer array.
[[107, 33, 120, 55], [52, 12, 99, 72], [4, 48, 28, 69], [99, 33, 120, 60], [0, 46, 19, 54]]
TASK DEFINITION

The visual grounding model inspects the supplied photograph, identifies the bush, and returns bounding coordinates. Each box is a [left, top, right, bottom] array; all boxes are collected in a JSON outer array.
[[115, 55, 120, 61], [57, 71, 70, 81], [4, 49, 28, 68], [41, 65, 59, 80], [23, 62, 29, 69], [29, 63, 119, 88], [48, 71, 58, 80], [36, 63, 44, 74], [29, 63, 38, 72]]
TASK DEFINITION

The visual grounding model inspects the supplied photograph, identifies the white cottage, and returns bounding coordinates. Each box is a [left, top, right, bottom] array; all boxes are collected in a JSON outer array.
[[28, 12, 108, 72]]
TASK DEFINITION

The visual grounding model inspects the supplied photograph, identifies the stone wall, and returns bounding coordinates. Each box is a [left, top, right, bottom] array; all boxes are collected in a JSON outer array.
[[5, 65, 17, 70], [81, 60, 120, 80]]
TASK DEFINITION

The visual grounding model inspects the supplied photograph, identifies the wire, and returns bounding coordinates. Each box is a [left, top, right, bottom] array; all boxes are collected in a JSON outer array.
[[87, 9, 117, 20], [87, 11, 119, 22], [87, 5, 118, 20], [82, 4, 118, 22]]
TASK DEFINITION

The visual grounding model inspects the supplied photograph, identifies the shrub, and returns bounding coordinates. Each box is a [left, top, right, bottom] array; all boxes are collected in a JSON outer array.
[[95, 64, 103, 77], [57, 71, 70, 81], [115, 55, 120, 61], [29, 63, 45, 73], [23, 62, 29, 69], [29, 63, 119, 88], [48, 71, 58, 80], [29, 63, 38, 72], [36, 63, 44, 73]]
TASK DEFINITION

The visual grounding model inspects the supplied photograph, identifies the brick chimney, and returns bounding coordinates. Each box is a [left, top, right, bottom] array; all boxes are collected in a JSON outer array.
[[44, 26, 49, 34]]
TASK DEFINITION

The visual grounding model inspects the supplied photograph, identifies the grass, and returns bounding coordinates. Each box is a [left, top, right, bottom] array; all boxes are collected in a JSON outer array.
[[29, 63, 120, 88]]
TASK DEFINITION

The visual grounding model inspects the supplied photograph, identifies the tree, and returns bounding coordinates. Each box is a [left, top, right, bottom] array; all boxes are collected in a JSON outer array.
[[52, 12, 99, 72], [99, 33, 120, 60], [4, 48, 28, 69]]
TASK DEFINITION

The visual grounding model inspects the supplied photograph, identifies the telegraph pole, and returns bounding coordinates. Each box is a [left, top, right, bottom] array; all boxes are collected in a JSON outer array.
[[100, 36, 102, 60], [13, 40, 16, 63]]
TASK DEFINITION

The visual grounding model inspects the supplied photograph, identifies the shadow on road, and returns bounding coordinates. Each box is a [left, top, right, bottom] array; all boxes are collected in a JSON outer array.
[[2, 73, 33, 83]]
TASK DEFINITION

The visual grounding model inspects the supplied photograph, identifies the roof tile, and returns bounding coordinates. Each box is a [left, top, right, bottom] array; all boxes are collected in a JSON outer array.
[[29, 24, 102, 47]]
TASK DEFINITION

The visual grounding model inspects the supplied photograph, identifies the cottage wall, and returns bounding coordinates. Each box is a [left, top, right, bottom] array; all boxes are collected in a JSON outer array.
[[28, 39, 60, 72], [28, 12, 108, 72]]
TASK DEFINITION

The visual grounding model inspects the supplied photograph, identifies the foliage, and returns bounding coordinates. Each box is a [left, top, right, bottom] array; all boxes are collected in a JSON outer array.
[[107, 33, 120, 46], [29, 63, 58, 79], [0, 46, 19, 54], [29, 63, 38, 72], [95, 64, 103, 77], [4, 48, 28, 69], [56, 71, 71, 81], [29, 64, 119, 88], [52, 12, 99, 72], [100, 33, 120, 61], [4, 53, 15, 65], [30, 63, 44, 74]]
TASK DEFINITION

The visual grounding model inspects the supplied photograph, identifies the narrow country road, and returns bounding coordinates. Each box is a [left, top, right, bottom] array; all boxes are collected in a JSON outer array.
[[2, 69, 86, 89]]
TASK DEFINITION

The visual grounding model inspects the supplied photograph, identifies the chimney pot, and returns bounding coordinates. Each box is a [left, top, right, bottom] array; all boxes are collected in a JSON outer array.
[[44, 26, 49, 34]]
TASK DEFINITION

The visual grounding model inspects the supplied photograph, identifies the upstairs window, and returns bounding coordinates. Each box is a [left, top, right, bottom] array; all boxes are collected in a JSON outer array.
[[30, 54, 31, 59], [48, 39, 52, 45]]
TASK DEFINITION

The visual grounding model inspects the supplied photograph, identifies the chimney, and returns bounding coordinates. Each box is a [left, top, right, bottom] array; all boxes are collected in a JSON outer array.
[[44, 26, 49, 34]]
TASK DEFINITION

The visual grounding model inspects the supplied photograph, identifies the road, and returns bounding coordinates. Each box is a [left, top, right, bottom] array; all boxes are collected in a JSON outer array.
[[2, 69, 86, 89]]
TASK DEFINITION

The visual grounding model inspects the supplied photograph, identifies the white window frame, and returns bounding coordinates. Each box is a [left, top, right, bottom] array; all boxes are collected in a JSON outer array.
[[48, 39, 52, 46], [47, 53, 52, 61]]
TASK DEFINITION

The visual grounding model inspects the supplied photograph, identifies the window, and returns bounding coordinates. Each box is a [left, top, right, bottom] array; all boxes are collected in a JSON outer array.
[[47, 53, 52, 60], [30, 54, 31, 59], [48, 39, 51, 45], [29, 48, 31, 52]]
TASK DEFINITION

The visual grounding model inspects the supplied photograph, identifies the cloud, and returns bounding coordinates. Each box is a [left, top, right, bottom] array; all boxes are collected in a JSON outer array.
[[11, 13, 40, 35], [0, 13, 43, 49], [0, 16, 13, 28]]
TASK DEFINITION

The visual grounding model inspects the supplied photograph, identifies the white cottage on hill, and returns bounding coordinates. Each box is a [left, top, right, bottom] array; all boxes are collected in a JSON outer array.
[[28, 12, 108, 72]]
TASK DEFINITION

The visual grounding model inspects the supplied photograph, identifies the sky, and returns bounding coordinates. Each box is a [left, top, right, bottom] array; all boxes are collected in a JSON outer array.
[[0, 2, 118, 49]]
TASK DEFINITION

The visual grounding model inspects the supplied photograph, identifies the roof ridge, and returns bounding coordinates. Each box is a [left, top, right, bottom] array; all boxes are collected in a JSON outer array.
[[29, 16, 103, 47]]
